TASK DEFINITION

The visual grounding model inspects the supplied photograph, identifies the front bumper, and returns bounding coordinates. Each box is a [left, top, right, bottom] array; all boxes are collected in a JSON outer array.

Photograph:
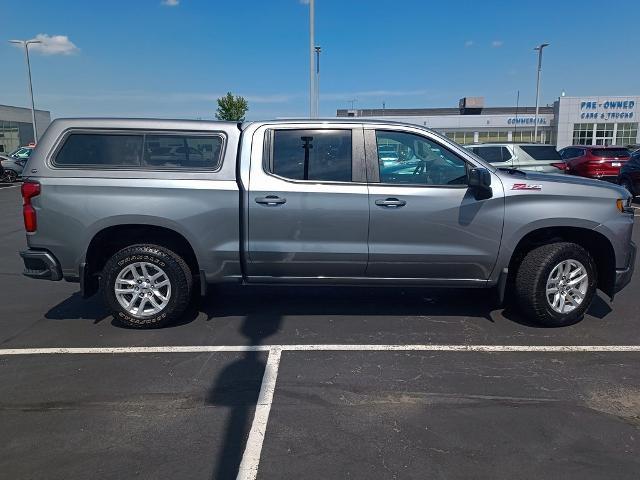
[[20, 249, 63, 281], [613, 241, 636, 294]]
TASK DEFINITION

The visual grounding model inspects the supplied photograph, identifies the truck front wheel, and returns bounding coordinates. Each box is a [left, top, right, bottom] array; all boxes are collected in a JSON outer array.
[[102, 244, 193, 328], [514, 242, 597, 327]]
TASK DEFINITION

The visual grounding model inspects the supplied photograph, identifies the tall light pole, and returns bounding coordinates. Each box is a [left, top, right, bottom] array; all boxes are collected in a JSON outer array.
[[314, 46, 321, 117], [533, 43, 549, 143], [9, 39, 42, 143], [309, 0, 315, 118]]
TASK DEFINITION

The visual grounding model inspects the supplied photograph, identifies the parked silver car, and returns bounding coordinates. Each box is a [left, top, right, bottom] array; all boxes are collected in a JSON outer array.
[[466, 143, 566, 173], [1, 146, 34, 182], [1, 155, 27, 183]]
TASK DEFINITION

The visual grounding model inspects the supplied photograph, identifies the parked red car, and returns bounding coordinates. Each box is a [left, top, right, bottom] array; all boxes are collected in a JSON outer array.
[[559, 146, 631, 182]]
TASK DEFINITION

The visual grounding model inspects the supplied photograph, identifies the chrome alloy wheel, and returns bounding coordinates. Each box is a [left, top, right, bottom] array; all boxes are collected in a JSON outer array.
[[114, 262, 171, 317], [545, 259, 589, 314]]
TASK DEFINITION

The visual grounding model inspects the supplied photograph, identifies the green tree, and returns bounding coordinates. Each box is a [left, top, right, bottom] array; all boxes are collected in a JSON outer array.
[[215, 92, 249, 121]]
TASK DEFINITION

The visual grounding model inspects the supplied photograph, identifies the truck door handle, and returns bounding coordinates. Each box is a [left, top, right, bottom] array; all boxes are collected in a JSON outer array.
[[375, 198, 407, 208], [255, 195, 287, 206]]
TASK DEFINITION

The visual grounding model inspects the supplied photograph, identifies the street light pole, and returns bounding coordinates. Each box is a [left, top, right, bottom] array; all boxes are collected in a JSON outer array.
[[315, 46, 321, 117], [533, 43, 549, 143], [309, 0, 315, 118], [9, 39, 42, 143]]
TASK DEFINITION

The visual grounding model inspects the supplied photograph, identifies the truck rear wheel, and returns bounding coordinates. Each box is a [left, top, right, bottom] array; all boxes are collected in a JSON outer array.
[[102, 244, 193, 328], [514, 242, 597, 327]]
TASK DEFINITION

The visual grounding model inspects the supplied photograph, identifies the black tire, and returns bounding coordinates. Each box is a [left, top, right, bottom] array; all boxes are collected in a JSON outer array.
[[620, 176, 636, 197], [2, 169, 17, 183], [514, 242, 597, 327], [102, 244, 193, 328]]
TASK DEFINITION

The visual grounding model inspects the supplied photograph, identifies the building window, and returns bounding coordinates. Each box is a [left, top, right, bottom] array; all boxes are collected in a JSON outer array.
[[477, 130, 509, 143], [512, 130, 534, 143], [616, 122, 638, 147], [0, 120, 20, 154], [595, 123, 615, 146], [572, 123, 594, 145], [443, 131, 475, 145]]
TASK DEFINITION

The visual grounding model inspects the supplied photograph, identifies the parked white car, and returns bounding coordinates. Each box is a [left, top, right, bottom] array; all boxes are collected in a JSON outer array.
[[466, 143, 566, 173]]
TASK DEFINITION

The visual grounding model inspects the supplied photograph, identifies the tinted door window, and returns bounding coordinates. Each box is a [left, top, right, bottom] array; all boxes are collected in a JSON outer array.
[[376, 130, 467, 185], [500, 147, 512, 161], [55, 134, 143, 166], [470, 146, 505, 164], [519, 145, 562, 161], [268, 129, 352, 182], [561, 148, 580, 159]]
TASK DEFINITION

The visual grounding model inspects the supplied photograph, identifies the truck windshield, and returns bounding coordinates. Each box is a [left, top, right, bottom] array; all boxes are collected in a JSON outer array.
[[520, 145, 562, 161]]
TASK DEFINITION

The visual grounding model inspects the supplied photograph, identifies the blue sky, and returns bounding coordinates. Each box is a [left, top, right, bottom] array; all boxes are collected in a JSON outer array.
[[3, 0, 640, 120]]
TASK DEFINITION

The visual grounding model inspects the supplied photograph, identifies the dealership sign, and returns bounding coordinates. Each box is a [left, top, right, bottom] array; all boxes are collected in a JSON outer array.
[[507, 117, 548, 125], [580, 99, 636, 120]]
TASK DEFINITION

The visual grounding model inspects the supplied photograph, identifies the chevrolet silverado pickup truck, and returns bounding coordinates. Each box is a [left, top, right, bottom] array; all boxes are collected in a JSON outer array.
[[19, 119, 636, 328]]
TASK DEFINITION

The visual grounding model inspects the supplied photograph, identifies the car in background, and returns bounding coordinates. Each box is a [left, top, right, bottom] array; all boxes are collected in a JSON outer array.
[[1, 155, 28, 183], [465, 143, 566, 173], [627, 144, 640, 154], [618, 149, 640, 197], [9, 145, 34, 160], [1, 145, 34, 183], [377, 144, 400, 166], [559, 146, 631, 182]]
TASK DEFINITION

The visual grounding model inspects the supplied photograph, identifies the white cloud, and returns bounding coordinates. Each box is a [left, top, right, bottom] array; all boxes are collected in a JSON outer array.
[[491, 40, 503, 48], [161, 0, 179, 6], [18, 34, 79, 55], [299, 0, 310, 4], [464, 40, 474, 48]]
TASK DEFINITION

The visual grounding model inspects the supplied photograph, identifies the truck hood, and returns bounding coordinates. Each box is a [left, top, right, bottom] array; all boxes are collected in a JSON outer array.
[[497, 169, 630, 198]]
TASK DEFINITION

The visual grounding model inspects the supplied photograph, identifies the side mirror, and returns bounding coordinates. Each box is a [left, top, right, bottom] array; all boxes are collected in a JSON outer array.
[[468, 167, 491, 187], [468, 167, 492, 199]]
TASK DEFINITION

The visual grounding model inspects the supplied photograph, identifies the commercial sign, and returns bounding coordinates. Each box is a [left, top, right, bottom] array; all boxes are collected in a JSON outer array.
[[580, 99, 635, 120], [507, 117, 548, 125]]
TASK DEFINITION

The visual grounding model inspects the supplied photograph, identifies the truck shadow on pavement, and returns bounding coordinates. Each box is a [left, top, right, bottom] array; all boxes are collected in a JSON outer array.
[[205, 312, 281, 479], [45, 285, 613, 330]]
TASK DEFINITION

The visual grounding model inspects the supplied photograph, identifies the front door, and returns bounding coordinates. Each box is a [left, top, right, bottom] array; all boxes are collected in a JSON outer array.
[[246, 124, 369, 278], [366, 127, 505, 281]]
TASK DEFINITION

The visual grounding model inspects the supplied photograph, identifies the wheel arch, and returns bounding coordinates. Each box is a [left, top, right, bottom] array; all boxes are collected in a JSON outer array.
[[83, 223, 199, 297], [507, 226, 616, 297]]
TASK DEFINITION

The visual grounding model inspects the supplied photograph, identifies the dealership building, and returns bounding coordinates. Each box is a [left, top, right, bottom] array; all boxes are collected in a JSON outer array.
[[337, 95, 640, 149], [0, 104, 51, 154]]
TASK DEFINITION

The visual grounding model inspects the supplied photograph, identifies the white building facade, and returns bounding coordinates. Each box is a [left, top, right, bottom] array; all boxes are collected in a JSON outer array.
[[337, 95, 640, 149], [554, 95, 639, 149], [0, 104, 51, 154]]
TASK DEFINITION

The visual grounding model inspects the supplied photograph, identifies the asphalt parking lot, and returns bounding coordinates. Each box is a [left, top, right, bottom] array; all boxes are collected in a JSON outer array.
[[1, 183, 640, 479]]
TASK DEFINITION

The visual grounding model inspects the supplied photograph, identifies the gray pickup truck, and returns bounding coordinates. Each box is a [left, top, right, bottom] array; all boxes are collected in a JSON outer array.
[[19, 119, 636, 328]]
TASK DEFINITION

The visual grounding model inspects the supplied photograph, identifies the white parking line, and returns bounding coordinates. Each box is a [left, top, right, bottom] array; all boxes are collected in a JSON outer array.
[[3, 342, 640, 480], [237, 347, 282, 480], [2, 344, 640, 355]]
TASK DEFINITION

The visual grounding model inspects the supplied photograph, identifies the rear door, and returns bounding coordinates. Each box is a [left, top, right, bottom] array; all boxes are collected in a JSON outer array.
[[515, 145, 564, 173], [246, 123, 370, 278], [366, 127, 505, 282]]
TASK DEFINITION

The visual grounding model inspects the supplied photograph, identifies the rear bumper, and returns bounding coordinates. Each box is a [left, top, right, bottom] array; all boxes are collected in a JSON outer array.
[[613, 241, 636, 294], [20, 249, 63, 281]]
